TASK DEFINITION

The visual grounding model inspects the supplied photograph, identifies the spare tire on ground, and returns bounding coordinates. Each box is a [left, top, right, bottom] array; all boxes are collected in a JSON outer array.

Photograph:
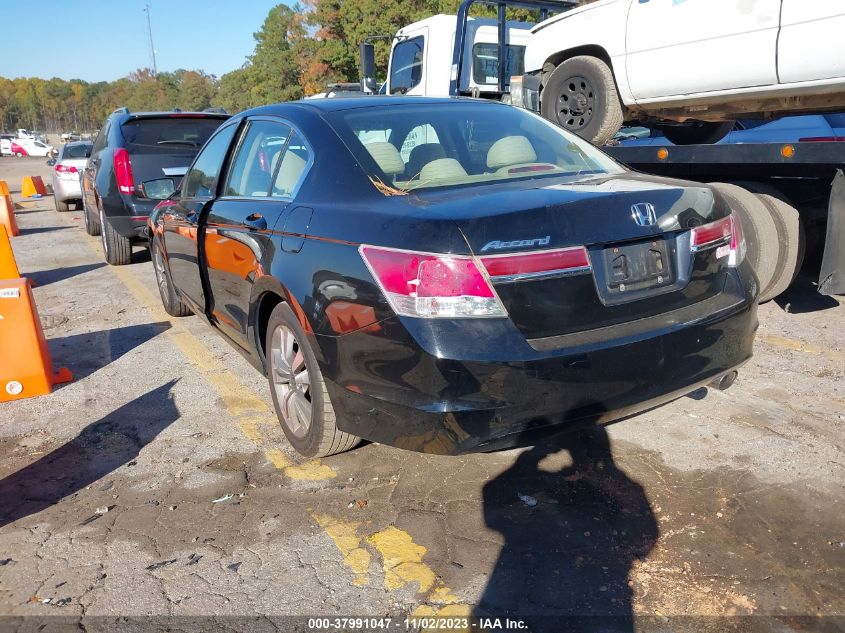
[[753, 194, 805, 301], [708, 182, 780, 301]]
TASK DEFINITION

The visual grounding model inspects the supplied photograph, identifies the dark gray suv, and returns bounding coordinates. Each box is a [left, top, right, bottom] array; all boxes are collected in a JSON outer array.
[[81, 107, 229, 265]]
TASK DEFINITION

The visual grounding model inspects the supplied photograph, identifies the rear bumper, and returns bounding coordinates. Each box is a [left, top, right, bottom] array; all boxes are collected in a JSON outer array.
[[101, 194, 157, 239], [317, 270, 758, 455], [53, 177, 82, 202]]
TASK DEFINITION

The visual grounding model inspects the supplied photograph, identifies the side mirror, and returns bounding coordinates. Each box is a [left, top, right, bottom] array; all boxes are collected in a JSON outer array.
[[359, 42, 376, 94], [139, 178, 176, 200]]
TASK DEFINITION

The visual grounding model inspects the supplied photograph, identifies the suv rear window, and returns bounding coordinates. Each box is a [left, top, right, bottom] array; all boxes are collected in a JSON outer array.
[[120, 117, 224, 155]]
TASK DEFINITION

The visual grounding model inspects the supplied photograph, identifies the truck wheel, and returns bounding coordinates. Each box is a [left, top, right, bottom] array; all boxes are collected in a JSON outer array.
[[151, 238, 192, 317], [541, 55, 624, 145], [754, 194, 805, 301], [265, 302, 360, 458], [82, 199, 101, 236], [708, 182, 779, 300], [658, 122, 734, 146], [14, 151, 22, 158], [99, 207, 132, 265], [55, 197, 70, 212]]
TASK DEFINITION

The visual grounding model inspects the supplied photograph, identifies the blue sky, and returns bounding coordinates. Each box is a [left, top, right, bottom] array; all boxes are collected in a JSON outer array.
[[0, 0, 294, 82]]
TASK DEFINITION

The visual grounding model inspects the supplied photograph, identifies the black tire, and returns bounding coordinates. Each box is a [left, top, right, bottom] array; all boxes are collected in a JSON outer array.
[[754, 194, 805, 301], [14, 152, 23, 158], [82, 198, 101, 236], [541, 55, 624, 145], [265, 302, 360, 458], [151, 238, 192, 317], [658, 121, 734, 146], [54, 197, 70, 212], [708, 182, 780, 299], [99, 207, 132, 265]]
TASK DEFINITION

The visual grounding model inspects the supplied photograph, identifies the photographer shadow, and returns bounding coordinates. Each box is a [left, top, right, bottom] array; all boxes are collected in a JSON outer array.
[[476, 426, 657, 632]]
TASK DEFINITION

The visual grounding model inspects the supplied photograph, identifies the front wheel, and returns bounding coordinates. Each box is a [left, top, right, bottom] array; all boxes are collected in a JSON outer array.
[[657, 121, 734, 146], [266, 302, 360, 458], [541, 55, 624, 145]]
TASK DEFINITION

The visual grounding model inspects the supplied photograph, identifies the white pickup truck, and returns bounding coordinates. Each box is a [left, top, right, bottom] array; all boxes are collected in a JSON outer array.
[[381, 0, 845, 145]]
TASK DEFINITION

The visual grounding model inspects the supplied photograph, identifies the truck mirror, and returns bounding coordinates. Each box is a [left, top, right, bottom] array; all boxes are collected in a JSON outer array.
[[360, 42, 377, 94]]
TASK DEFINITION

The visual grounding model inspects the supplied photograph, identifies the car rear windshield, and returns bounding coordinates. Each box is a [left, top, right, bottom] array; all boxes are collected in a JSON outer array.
[[120, 116, 224, 155], [63, 143, 91, 159], [326, 102, 624, 193]]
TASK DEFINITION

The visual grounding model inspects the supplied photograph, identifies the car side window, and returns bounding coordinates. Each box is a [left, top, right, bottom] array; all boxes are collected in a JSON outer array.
[[225, 120, 292, 198], [182, 123, 238, 199], [91, 123, 110, 154], [271, 131, 311, 199], [389, 36, 424, 95]]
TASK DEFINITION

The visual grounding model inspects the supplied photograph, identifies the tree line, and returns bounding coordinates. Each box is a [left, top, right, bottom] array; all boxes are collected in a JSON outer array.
[[0, 0, 592, 133]]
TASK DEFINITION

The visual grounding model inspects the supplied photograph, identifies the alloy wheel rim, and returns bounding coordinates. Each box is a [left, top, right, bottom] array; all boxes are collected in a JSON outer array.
[[270, 324, 312, 439], [556, 75, 595, 131]]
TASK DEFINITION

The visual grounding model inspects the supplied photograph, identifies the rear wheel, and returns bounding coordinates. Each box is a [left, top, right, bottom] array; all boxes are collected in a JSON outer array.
[[82, 199, 101, 236], [54, 197, 70, 212], [658, 121, 734, 146], [266, 302, 360, 458], [14, 151, 22, 158], [151, 238, 192, 317], [708, 182, 780, 300], [541, 55, 624, 146], [99, 207, 132, 265]]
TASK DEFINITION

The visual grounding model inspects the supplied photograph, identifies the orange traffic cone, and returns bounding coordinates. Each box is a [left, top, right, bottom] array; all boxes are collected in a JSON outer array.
[[21, 176, 46, 198], [0, 278, 72, 402], [0, 226, 20, 279], [0, 193, 18, 237]]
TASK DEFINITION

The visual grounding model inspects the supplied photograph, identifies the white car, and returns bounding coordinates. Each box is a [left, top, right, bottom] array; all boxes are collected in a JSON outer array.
[[11, 137, 55, 157], [524, 0, 845, 144]]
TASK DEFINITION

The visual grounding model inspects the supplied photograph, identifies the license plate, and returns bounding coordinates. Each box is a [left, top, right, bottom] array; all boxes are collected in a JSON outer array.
[[601, 238, 673, 294]]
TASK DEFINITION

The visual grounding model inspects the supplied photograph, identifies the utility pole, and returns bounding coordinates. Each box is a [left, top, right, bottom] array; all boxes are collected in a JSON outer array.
[[144, 4, 158, 76]]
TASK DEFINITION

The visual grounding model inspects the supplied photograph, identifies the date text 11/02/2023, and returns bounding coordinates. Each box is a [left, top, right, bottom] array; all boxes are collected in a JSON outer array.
[[306, 617, 529, 630]]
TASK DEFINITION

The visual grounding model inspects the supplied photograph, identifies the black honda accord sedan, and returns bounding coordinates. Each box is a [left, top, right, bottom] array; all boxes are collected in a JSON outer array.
[[148, 96, 758, 457]]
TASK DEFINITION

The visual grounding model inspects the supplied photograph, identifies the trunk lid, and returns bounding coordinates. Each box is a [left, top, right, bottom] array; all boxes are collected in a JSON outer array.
[[417, 173, 732, 341]]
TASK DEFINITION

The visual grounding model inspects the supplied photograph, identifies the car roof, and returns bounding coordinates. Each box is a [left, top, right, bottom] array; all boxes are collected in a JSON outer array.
[[113, 111, 230, 120], [249, 96, 504, 116]]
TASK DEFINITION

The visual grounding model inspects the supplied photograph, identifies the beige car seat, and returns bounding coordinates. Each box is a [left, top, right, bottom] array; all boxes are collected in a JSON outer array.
[[364, 142, 405, 177], [486, 136, 538, 172]]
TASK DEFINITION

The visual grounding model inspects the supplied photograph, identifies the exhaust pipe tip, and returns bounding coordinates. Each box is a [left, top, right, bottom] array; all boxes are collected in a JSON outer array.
[[709, 370, 738, 391]]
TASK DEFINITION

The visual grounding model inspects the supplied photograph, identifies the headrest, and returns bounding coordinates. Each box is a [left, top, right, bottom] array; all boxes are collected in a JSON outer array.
[[364, 142, 405, 176], [419, 158, 468, 182], [487, 135, 537, 169]]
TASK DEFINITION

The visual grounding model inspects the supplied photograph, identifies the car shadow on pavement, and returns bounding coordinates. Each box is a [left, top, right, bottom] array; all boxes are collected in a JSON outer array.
[[48, 322, 172, 383], [774, 274, 840, 314], [475, 426, 657, 633], [16, 225, 72, 236], [0, 380, 180, 529], [28, 262, 106, 286]]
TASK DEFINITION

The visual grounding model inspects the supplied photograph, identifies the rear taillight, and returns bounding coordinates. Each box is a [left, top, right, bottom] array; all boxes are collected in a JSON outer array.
[[55, 164, 78, 175], [113, 148, 134, 195], [480, 246, 590, 280], [359, 245, 506, 318], [691, 212, 746, 267]]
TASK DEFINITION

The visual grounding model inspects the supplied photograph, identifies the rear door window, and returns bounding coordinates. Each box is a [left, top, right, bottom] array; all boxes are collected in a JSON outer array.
[[225, 120, 292, 198], [121, 117, 225, 155], [271, 131, 311, 199]]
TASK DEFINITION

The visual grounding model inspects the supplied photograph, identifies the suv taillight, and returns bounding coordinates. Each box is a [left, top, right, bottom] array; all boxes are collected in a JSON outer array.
[[113, 148, 134, 195], [360, 245, 506, 318], [691, 212, 746, 267]]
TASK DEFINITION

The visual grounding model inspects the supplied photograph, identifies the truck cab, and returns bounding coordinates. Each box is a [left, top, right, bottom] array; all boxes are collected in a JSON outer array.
[[387, 14, 535, 97]]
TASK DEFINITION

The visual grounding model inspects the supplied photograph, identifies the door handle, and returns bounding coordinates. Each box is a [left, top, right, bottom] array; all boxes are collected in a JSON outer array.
[[242, 213, 267, 231]]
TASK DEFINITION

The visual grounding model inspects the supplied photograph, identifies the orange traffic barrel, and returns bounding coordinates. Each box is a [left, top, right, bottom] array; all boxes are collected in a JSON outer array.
[[0, 278, 72, 402], [0, 226, 20, 279], [0, 194, 19, 237]]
